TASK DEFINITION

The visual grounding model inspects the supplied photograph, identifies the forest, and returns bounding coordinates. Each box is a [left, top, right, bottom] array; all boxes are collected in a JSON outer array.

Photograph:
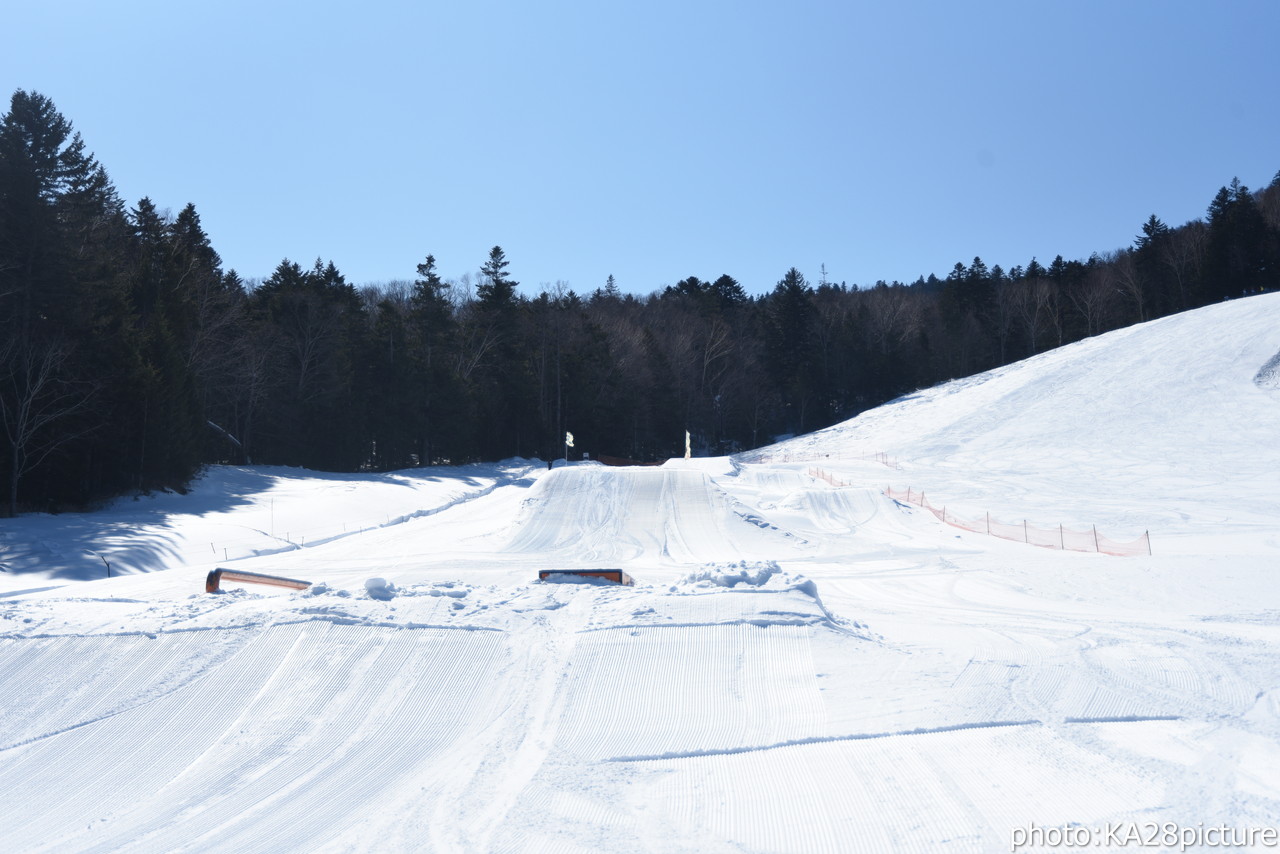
[[2, 88, 1279, 516]]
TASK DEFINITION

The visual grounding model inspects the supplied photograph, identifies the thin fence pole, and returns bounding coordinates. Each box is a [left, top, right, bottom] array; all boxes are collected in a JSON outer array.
[[1059, 524, 1064, 550], [1093, 525, 1100, 552], [1146, 531, 1152, 556], [1023, 520, 1028, 543]]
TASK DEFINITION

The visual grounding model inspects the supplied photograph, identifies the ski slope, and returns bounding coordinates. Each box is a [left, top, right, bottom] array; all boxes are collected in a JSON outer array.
[[2, 293, 1279, 852]]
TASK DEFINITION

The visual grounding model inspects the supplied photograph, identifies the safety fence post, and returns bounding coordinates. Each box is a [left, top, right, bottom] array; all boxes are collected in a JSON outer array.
[[1023, 520, 1028, 543]]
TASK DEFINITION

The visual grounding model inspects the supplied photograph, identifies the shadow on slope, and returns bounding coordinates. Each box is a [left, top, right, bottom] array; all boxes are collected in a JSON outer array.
[[0, 463, 525, 584]]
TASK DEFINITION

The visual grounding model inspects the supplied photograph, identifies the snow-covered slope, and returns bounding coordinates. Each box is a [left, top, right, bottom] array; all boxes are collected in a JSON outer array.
[[756, 291, 1280, 554], [0, 461, 535, 593], [2, 294, 1279, 852]]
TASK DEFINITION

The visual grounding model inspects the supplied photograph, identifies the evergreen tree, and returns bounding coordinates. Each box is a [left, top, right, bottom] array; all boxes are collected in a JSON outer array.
[[407, 254, 463, 464], [711, 274, 748, 312], [249, 258, 366, 468], [765, 268, 818, 433], [1204, 178, 1271, 301], [1134, 214, 1179, 313], [0, 91, 123, 513], [477, 245, 518, 312], [469, 245, 533, 458], [108, 197, 204, 491], [410, 255, 453, 365]]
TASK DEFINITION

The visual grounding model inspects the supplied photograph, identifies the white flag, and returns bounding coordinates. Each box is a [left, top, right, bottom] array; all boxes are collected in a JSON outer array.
[[565, 431, 574, 448], [685, 430, 691, 459]]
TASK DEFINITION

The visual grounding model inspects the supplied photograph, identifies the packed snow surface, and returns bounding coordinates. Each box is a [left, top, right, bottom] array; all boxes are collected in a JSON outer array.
[[2, 293, 1279, 852]]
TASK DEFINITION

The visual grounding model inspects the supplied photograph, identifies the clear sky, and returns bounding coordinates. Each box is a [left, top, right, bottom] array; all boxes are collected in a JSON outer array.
[[4, 0, 1278, 295]]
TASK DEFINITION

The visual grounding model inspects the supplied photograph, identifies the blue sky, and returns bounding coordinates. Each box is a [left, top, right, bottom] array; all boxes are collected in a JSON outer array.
[[4, 0, 1278, 295]]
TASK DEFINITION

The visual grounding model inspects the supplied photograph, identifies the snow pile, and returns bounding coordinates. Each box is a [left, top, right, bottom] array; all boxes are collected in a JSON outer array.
[[672, 560, 865, 635], [677, 560, 787, 589], [364, 577, 397, 600], [1255, 348, 1280, 389]]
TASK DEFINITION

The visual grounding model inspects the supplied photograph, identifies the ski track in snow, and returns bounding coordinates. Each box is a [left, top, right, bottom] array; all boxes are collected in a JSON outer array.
[[2, 293, 1280, 851]]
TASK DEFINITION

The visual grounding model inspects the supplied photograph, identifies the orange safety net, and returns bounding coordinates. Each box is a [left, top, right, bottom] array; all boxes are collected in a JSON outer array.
[[879, 484, 1151, 556], [808, 468, 851, 487]]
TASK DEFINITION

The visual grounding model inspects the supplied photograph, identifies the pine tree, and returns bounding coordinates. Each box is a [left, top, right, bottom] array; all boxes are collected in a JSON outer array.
[[477, 245, 518, 312], [249, 258, 366, 469], [0, 91, 122, 512], [408, 254, 462, 464], [711, 274, 748, 311], [765, 268, 818, 433], [1204, 178, 1270, 301], [469, 245, 533, 458], [410, 255, 453, 365], [1133, 214, 1179, 313]]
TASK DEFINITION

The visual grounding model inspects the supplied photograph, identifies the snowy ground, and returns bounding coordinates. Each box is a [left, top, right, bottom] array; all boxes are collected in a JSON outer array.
[[2, 293, 1279, 852]]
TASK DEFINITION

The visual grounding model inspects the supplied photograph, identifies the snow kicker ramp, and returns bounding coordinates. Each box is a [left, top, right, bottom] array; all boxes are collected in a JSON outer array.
[[501, 465, 805, 566]]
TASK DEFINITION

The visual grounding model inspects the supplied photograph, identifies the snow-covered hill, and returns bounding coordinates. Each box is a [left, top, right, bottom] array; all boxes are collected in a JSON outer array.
[[1, 294, 1278, 852], [756, 291, 1280, 555]]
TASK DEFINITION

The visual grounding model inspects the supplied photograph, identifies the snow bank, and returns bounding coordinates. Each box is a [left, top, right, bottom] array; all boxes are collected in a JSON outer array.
[[1255, 348, 1280, 389], [678, 560, 788, 589], [364, 577, 397, 600]]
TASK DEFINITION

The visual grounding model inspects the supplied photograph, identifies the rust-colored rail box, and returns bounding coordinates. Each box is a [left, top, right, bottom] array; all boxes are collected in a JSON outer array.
[[206, 568, 311, 593], [537, 569, 634, 586]]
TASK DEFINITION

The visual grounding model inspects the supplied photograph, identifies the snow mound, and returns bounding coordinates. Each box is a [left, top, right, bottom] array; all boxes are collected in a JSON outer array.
[[364, 577, 396, 601], [1244, 688, 1280, 732], [1255, 349, 1280, 390], [678, 560, 789, 589], [672, 561, 868, 636]]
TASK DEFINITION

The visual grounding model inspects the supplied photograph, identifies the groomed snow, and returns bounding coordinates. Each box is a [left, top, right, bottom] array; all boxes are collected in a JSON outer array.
[[1, 293, 1279, 852]]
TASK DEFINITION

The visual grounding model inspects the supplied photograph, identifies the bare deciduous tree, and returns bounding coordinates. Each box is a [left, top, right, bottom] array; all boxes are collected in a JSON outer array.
[[1111, 249, 1148, 322], [863, 285, 921, 356], [1161, 221, 1207, 311], [1066, 263, 1117, 337], [0, 336, 96, 516]]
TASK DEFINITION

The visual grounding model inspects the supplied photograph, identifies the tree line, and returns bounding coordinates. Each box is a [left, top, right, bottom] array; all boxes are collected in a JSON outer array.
[[2, 89, 1278, 515]]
